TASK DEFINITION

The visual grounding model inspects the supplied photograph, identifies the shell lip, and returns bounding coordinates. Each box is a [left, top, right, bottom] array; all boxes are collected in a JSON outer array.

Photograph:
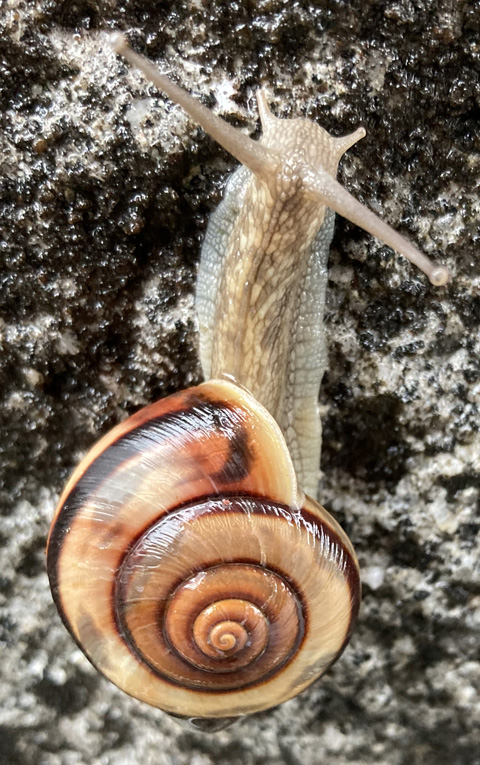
[[167, 713, 240, 732]]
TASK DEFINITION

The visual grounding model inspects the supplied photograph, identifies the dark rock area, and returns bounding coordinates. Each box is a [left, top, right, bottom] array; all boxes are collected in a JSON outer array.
[[1, 1, 479, 764]]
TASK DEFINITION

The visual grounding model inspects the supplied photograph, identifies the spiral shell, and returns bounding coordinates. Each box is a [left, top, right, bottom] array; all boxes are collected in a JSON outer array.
[[47, 380, 360, 724]]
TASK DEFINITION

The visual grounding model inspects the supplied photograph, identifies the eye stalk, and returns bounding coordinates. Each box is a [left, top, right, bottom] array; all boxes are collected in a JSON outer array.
[[109, 32, 278, 177], [110, 32, 450, 287], [303, 167, 450, 286]]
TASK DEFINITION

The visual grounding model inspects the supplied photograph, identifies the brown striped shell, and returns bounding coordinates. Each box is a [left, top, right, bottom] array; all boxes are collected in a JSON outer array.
[[47, 380, 360, 727]]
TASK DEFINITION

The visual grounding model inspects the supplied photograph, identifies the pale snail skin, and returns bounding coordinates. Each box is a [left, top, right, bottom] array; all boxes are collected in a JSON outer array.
[[110, 34, 449, 498], [46, 34, 449, 732]]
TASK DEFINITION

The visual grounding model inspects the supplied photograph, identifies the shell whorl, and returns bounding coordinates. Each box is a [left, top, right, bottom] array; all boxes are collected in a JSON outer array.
[[47, 380, 360, 720]]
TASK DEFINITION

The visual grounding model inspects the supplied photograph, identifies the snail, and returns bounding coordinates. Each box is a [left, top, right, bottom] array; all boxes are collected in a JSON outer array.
[[46, 34, 449, 731]]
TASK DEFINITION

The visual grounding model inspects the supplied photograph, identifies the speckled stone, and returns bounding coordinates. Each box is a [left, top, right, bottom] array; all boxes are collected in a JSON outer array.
[[1, 2, 479, 764]]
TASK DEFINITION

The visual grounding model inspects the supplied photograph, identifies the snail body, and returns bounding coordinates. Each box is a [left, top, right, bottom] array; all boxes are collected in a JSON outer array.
[[47, 34, 449, 727]]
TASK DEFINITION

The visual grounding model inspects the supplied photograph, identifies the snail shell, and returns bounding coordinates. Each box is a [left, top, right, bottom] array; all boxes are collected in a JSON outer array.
[[47, 380, 360, 724]]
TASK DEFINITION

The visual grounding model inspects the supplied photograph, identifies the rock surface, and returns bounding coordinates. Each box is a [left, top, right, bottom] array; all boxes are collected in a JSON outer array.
[[1, 1, 479, 764]]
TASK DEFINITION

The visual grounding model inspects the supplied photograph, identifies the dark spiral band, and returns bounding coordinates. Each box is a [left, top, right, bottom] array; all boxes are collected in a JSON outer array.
[[115, 499, 306, 691]]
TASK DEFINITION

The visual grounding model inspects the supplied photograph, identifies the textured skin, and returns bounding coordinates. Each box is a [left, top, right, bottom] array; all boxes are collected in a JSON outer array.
[[282, 208, 335, 497], [198, 176, 334, 497], [196, 165, 250, 380], [196, 105, 359, 497]]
